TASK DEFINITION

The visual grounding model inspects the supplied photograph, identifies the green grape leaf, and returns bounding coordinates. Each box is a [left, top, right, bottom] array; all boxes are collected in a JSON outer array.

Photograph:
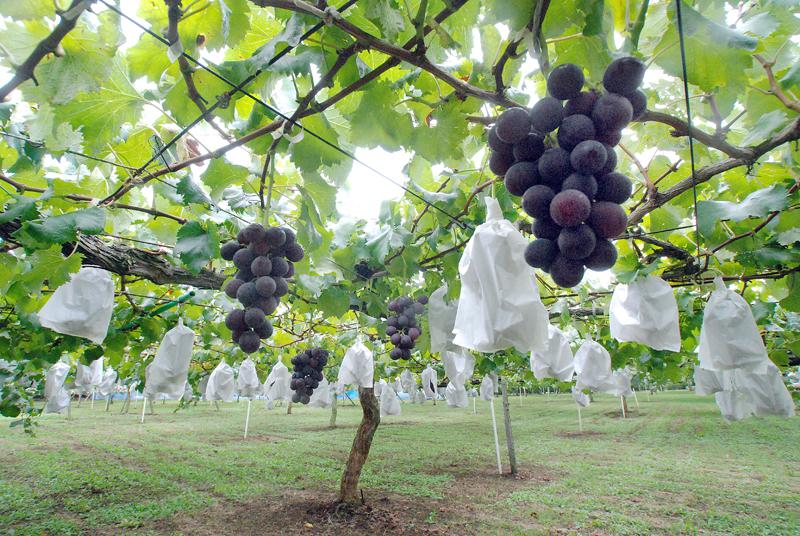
[[174, 221, 219, 273]]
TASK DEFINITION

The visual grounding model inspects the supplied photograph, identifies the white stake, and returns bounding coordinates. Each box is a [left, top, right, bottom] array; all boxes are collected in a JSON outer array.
[[489, 398, 503, 475], [67, 398, 72, 420], [577, 404, 583, 432], [244, 399, 252, 439], [620, 396, 627, 418], [632, 388, 640, 409], [140, 396, 147, 424], [472, 396, 476, 415], [91, 389, 95, 409]]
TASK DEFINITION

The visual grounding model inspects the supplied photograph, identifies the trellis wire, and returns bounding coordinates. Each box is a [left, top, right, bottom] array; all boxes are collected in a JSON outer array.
[[674, 0, 702, 267], [98, 0, 473, 230]]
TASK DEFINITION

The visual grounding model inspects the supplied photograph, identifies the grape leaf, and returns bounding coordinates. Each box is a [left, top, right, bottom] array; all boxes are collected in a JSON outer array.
[[174, 221, 219, 274], [17, 207, 106, 246]]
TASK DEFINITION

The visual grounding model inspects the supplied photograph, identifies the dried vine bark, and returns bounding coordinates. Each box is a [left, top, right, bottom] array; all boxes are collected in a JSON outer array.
[[0, 221, 225, 289], [339, 387, 380, 503]]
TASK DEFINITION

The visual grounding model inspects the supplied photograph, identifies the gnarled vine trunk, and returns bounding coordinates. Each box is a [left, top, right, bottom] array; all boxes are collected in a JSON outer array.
[[339, 387, 380, 503]]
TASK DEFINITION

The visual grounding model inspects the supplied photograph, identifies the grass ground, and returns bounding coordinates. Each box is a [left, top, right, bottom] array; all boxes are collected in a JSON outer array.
[[1, 390, 798, 535]]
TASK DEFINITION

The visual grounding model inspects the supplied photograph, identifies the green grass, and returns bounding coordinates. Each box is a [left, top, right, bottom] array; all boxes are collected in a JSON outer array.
[[1, 391, 798, 535]]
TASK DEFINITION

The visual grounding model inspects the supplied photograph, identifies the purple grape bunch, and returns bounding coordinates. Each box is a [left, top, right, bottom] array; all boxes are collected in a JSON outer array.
[[289, 348, 328, 404], [220, 223, 305, 353], [489, 57, 647, 288], [386, 295, 428, 360]]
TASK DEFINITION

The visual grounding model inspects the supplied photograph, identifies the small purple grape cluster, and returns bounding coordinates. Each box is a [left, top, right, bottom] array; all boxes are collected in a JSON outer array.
[[386, 295, 428, 360], [488, 57, 648, 288], [289, 348, 328, 404], [220, 223, 305, 354]]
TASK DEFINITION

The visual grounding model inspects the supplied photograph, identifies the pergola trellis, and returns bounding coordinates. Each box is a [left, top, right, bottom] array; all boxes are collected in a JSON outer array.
[[0, 0, 798, 297]]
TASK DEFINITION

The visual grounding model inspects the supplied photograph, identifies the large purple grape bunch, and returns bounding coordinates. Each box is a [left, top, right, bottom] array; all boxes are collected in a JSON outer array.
[[386, 295, 428, 360], [289, 348, 328, 404], [220, 223, 305, 353], [489, 57, 647, 288]]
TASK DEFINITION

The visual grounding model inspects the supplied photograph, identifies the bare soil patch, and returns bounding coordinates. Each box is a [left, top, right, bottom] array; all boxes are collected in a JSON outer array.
[[149, 490, 460, 535]]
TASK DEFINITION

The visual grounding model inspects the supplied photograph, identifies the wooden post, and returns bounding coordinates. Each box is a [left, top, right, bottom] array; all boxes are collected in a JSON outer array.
[[287, 401, 292, 414], [500, 377, 517, 475], [489, 398, 502, 474], [329, 392, 338, 428], [632, 389, 640, 409], [620, 396, 628, 418], [339, 387, 380, 503], [244, 399, 252, 438], [105, 396, 111, 412], [140, 396, 147, 424]]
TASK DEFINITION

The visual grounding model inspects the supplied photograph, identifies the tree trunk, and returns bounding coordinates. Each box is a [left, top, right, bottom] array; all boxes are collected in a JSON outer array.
[[500, 377, 517, 475], [339, 387, 380, 503], [329, 392, 338, 428], [287, 401, 292, 414]]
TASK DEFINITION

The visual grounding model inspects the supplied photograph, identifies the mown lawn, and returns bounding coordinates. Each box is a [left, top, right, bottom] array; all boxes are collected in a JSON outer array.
[[1, 390, 798, 535]]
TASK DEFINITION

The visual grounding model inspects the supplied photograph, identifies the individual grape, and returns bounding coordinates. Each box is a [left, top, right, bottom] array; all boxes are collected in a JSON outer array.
[[561, 173, 598, 198], [596, 172, 633, 204], [387, 316, 398, 328], [537, 148, 572, 188], [235, 266, 253, 282], [225, 309, 247, 331], [390, 333, 402, 345], [504, 161, 540, 196], [412, 302, 425, 315], [273, 277, 289, 297], [255, 296, 278, 315], [603, 56, 646, 95], [254, 319, 274, 339], [595, 129, 622, 147], [249, 239, 270, 256], [626, 89, 647, 120], [513, 133, 545, 162], [599, 144, 618, 176], [399, 349, 412, 360], [390, 348, 403, 360], [388, 300, 399, 312], [239, 331, 261, 353], [556, 114, 595, 151], [220, 241, 241, 261], [592, 93, 633, 133], [231, 329, 245, 344], [233, 248, 255, 270], [521, 184, 555, 219], [564, 90, 598, 116], [549, 255, 585, 288], [264, 227, 286, 247], [417, 295, 428, 305], [285, 262, 295, 278], [399, 335, 414, 349], [530, 97, 564, 133], [386, 325, 398, 336], [236, 281, 259, 307], [488, 125, 514, 155], [490, 150, 515, 176], [239, 224, 267, 244], [584, 239, 618, 271], [558, 224, 597, 260], [547, 63, 584, 100], [270, 256, 289, 277], [255, 276, 276, 297], [225, 278, 244, 299], [408, 327, 421, 340], [570, 140, 608, 175], [550, 189, 591, 227], [251, 256, 273, 278], [397, 315, 409, 328], [495, 107, 531, 144], [524, 239, 558, 271], [533, 216, 561, 240], [285, 243, 305, 263], [244, 307, 266, 328], [280, 227, 296, 245], [588, 201, 628, 239]]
